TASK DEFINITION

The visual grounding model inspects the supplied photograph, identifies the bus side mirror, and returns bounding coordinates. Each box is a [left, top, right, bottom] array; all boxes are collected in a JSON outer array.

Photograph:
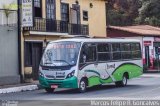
[[43, 47, 46, 53], [83, 54, 86, 63]]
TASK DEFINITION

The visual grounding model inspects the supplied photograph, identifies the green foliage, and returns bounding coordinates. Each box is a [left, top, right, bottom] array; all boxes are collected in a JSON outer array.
[[107, 9, 132, 26], [2, 3, 15, 25], [107, 0, 141, 26], [137, 0, 160, 26], [107, 0, 160, 26], [2, 5, 12, 18]]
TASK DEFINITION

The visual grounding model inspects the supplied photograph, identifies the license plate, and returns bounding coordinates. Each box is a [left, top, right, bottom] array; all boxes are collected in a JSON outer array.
[[51, 85, 58, 88]]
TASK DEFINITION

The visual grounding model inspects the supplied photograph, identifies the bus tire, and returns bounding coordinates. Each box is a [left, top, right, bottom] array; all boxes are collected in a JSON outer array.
[[79, 79, 87, 93], [115, 74, 128, 87], [45, 88, 55, 93]]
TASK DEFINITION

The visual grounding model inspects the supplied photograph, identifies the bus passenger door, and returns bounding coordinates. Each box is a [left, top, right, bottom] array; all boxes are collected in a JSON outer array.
[[79, 43, 98, 86]]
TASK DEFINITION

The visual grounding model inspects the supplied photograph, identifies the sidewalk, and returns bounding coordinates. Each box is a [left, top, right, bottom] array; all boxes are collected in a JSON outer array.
[[0, 81, 40, 94], [141, 73, 160, 78], [144, 69, 160, 73]]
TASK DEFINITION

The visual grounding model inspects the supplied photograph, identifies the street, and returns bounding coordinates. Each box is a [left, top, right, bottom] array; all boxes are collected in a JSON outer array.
[[1, 0, 160, 106], [0, 74, 160, 106]]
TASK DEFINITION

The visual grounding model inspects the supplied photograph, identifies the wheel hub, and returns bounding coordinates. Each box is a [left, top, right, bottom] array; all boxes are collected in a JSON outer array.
[[80, 81, 85, 91], [123, 77, 127, 85]]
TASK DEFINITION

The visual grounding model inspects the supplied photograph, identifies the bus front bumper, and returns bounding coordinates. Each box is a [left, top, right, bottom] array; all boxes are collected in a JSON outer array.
[[39, 76, 78, 89]]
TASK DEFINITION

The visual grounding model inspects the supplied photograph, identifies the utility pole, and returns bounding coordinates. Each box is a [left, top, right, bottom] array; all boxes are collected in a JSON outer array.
[[17, 0, 23, 83]]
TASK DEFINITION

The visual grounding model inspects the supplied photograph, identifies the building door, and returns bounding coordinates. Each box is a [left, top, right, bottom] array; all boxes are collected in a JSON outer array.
[[70, 9, 78, 24], [25, 42, 43, 80], [32, 43, 43, 80], [145, 46, 150, 68], [70, 4, 81, 35], [34, 0, 42, 17], [70, 4, 80, 24]]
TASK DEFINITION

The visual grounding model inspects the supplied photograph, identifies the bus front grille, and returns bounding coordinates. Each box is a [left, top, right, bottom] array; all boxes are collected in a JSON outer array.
[[47, 81, 63, 86]]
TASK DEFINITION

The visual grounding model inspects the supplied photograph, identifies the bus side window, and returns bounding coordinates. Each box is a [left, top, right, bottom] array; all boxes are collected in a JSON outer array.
[[112, 43, 121, 60], [121, 43, 131, 59], [97, 43, 110, 61], [80, 45, 87, 64], [80, 44, 96, 63], [131, 43, 141, 58], [86, 46, 96, 62]]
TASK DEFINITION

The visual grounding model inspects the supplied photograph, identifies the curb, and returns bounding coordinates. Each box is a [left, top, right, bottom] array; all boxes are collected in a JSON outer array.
[[0, 84, 41, 94], [141, 74, 160, 78]]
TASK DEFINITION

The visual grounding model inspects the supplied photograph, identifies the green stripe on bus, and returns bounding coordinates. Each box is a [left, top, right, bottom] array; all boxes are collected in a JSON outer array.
[[85, 63, 142, 87]]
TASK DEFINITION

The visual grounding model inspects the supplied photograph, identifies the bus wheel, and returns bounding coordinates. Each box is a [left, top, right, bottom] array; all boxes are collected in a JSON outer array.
[[79, 79, 87, 93], [45, 88, 55, 93], [115, 74, 128, 87]]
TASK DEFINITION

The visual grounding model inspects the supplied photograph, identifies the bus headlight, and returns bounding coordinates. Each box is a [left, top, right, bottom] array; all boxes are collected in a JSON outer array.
[[66, 70, 75, 79], [39, 66, 44, 77], [39, 71, 44, 77]]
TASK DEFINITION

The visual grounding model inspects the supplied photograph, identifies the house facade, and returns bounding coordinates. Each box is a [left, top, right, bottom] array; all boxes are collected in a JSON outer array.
[[0, 0, 20, 85], [22, 0, 107, 81], [107, 25, 160, 72]]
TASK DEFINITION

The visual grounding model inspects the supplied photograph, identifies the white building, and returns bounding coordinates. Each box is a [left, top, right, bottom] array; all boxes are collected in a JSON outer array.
[[0, 0, 20, 85]]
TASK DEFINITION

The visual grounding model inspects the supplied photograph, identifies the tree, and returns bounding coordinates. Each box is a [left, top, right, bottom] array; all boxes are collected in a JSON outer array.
[[2, 2, 16, 25], [136, 0, 160, 26], [107, 0, 141, 26]]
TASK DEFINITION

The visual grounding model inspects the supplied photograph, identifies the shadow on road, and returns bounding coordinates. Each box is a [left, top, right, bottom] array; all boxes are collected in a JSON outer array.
[[44, 84, 143, 94]]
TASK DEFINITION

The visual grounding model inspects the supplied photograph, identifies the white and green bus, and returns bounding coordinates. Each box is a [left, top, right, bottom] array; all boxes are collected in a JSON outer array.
[[39, 38, 143, 93]]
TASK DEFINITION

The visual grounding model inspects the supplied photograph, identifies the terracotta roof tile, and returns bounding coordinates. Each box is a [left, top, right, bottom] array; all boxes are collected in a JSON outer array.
[[108, 25, 160, 36]]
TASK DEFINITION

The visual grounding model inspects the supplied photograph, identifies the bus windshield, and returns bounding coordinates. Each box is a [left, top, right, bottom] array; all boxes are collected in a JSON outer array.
[[41, 42, 81, 66]]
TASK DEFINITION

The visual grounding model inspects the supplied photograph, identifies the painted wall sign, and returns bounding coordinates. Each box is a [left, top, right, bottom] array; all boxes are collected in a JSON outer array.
[[144, 41, 152, 46], [22, 0, 33, 27], [154, 37, 160, 42]]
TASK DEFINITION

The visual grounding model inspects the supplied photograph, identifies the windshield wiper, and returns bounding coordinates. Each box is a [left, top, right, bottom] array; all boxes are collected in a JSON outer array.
[[44, 62, 57, 66], [53, 60, 71, 65]]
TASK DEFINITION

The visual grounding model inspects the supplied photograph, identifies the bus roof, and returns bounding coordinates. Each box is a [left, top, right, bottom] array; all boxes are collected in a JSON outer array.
[[50, 38, 140, 43]]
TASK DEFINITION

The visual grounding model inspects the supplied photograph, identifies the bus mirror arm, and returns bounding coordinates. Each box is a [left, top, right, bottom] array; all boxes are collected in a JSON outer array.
[[94, 62, 98, 66]]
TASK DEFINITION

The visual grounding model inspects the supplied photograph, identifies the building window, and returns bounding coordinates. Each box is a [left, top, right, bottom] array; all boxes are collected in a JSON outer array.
[[61, 3, 69, 22], [24, 42, 32, 66], [83, 11, 88, 21], [34, 0, 42, 17], [97, 43, 110, 61], [34, 0, 41, 7], [72, 4, 81, 24], [46, 0, 56, 19]]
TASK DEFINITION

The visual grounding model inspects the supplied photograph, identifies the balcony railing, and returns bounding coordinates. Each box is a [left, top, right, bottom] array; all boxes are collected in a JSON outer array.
[[24, 18, 89, 36], [69, 24, 89, 35], [24, 18, 68, 33]]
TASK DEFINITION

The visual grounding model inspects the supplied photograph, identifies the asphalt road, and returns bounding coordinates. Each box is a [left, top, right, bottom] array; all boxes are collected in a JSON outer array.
[[1, 74, 160, 106]]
